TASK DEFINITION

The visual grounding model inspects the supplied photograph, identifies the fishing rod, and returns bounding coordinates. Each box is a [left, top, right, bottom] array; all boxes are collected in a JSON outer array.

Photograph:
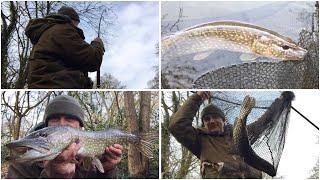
[[96, 10, 105, 88]]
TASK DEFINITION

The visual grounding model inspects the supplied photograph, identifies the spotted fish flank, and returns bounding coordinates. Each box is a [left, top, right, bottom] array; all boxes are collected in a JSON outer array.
[[6, 126, 158, 173], [162, 21, 307, 61]]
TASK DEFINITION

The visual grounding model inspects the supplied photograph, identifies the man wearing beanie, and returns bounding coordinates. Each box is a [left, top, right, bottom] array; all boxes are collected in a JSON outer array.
[[169, 91, 263, 178], [25, 6, 105, 88], [7, 95, 122, 178]]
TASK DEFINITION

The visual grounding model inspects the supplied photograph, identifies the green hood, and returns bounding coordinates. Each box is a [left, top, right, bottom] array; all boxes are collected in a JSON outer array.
[[25, 14, 84, 45]]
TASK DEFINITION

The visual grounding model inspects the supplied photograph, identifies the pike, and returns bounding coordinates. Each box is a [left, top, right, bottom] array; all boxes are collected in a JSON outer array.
[[233, 96, 276, 177], [162, 21, 307, 61], [6, 125, 158, 173]]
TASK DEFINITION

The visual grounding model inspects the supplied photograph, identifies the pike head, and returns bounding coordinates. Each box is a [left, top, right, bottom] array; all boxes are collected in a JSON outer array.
[[251, 33, 308, 60], [6, 126, 78, 163]]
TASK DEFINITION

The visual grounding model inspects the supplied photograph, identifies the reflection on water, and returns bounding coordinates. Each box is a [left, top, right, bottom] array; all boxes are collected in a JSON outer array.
[[161, 1, 316, 88]]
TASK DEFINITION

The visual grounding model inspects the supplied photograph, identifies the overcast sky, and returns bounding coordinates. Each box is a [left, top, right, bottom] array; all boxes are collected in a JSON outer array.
[[277, 90, 319, 178], [84, 2, 159, 88]]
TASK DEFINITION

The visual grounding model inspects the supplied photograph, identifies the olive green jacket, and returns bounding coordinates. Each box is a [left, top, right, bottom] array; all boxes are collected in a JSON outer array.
[[169, 94, 262, 178], [6, 161, 116, 179], [25, 14, 104, 89]]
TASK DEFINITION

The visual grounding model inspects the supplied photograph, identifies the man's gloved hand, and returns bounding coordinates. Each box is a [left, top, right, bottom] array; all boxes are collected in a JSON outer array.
[[93, 37, 104, 47], [197, 91, 212, 100], [100, 144, 123, 172], [43, 142, 81, 178]]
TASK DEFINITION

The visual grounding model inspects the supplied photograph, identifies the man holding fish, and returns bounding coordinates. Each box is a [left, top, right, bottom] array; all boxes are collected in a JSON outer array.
[[169, 91, 293, 178], [6, 95, 123, 178]]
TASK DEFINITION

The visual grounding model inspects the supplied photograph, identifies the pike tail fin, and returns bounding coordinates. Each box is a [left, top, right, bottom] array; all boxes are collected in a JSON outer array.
[[135, 132, 158, 158]]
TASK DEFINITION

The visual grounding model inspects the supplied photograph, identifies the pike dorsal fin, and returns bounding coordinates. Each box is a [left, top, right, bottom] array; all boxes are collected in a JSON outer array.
[[184, 21, 295, 44]]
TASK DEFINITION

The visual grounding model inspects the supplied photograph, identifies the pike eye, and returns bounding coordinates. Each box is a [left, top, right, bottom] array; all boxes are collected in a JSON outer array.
[[38, 132, 47, 137], [282, 45, 290, 50]]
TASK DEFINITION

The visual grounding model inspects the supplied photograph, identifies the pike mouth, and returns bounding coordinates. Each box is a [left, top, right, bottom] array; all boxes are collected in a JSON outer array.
[[6, 145, 38, 162], [6, 138, 52, 157], [6, 144, 53, 163], [285, 48, 308, 60]]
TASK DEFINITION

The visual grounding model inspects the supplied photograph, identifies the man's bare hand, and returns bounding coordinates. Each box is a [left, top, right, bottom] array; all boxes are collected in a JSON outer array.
[[44, 142, 81, 178], [100, 144, 123, 171], [197, 91, 212, 100]]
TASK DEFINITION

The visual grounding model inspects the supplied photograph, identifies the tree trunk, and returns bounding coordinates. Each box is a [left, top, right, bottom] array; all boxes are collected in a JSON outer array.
[[124, 92, 144, 178], [13, 91, 21, 140], [139, 92, 151, 176], [14, 55, 29, 88], [1, 1, 18, 88], [176, 146, 193, 178], [161, 91, 171, 178]]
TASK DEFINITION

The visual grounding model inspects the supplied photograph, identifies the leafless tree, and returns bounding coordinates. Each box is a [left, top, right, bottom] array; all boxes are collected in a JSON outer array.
[[1, 91, 52, 140]]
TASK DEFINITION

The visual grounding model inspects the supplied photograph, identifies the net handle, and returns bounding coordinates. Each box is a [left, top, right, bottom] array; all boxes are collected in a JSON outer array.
[[190, 91, 268, 109], [291, 106, 319, 130]]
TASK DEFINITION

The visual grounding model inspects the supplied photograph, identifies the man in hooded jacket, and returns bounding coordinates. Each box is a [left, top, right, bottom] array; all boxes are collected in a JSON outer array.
[[25, 6, 104, 89]]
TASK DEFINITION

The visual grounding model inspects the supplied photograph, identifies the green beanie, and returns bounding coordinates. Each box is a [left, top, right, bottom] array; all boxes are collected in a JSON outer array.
[[201, 104, 226, 122], [43, 95, 84, 127], [58, 6, 80, 22]]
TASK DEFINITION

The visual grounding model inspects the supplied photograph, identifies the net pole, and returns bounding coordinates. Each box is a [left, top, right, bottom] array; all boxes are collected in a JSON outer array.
[[291, 106, 319, 130]]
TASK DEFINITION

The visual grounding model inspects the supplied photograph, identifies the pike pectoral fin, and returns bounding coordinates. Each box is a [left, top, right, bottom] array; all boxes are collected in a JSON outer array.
[[240, 53, 259, 62], [193, 51, 212, 61], [92, 157, 104, 173]]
